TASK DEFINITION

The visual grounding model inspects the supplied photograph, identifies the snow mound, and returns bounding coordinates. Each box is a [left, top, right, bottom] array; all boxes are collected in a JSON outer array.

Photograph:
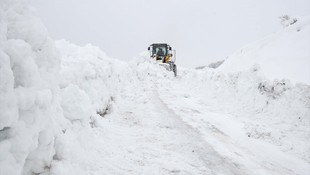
[[218, 16, 310, 85]]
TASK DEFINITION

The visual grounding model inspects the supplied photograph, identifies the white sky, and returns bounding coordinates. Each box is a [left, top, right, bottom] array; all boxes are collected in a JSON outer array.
[[31, 0, 310, 68]]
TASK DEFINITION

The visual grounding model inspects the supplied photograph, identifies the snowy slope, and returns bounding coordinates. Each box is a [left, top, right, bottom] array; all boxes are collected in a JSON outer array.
[[218, 16, 310, 85], [1, 1, 310, 175]]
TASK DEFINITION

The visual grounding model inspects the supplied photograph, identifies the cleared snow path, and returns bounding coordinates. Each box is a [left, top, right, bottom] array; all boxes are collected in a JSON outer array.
[[86, 80, 243, 174]]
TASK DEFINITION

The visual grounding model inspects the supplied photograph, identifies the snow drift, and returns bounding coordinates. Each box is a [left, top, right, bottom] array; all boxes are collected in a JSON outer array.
[[218, 16, 310, 85]]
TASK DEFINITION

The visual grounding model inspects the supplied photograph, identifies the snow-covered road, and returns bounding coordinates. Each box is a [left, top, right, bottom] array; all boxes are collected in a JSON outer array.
[[83, 77, 242, 174]]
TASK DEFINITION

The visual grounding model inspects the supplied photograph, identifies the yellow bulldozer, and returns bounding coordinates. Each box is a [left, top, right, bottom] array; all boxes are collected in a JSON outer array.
[[148, 43, 177, 76]]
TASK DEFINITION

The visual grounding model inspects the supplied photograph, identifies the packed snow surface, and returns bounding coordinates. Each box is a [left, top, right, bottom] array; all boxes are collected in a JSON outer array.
[[1, 1, 310, 175]]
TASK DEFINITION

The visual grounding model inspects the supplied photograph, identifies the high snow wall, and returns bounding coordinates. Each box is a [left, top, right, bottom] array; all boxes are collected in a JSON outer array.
[[0, 1, 63, 174], [0, 1, 130, 174]]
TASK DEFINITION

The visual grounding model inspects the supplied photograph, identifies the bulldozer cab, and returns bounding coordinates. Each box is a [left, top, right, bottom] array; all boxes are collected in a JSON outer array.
[[151, 44, 168, 57], [148, 43, 175, 62]]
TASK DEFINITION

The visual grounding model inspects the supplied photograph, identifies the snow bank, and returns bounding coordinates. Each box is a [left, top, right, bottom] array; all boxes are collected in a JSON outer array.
[[0, 0, 63, 174], [218, 16, 310, 85], [56, 40, 131, 121], [0, 1, 131, 174]]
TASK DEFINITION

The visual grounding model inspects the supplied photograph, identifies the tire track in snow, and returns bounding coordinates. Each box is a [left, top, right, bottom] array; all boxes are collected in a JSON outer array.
[[152, 90, 244, 175]]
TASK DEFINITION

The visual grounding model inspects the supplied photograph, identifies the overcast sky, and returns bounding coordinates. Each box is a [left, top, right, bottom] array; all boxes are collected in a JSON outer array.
[[31, 0, 310, 68]]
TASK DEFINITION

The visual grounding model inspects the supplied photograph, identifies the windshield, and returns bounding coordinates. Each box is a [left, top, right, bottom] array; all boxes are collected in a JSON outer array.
[[152, 44, 167, 56]]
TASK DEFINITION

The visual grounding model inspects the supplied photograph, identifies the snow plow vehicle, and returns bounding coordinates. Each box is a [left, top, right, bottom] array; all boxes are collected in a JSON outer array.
[[148, 43, 177, 76]]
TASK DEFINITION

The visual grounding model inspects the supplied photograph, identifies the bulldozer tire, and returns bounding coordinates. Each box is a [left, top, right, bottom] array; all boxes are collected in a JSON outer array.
[[173, 64, 177, 77]]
